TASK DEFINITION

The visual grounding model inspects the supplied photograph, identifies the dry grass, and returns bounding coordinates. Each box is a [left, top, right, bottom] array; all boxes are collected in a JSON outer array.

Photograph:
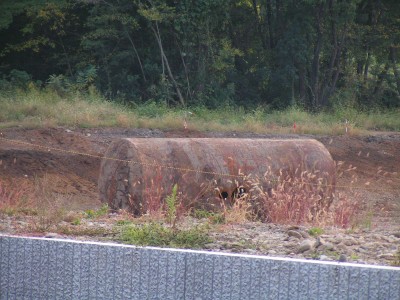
[[127, 159, 371, 229], [200, 162, 371, 229], [0, 174, 77, 232], [1, 88, 400, 133], [246, 169, 334, 225], [0, 178, 34, 215]]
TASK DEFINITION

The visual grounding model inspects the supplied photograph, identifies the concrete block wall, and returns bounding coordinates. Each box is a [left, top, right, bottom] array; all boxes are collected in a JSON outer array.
[[0, 235, 399, 299]]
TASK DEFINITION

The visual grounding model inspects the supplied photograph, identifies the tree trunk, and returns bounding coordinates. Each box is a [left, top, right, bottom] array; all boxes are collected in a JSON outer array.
[[151, 23, 185, 106], [310, 2, 325, 108], [389, 46, 400, 96], [265, 0, 274, 49], [298, 66, 306, 102], [252, 0, 267, 49], [357, 61, 363, 75], [58, 36, 73, 77], [125, 30, 147, 82], [321, 5, 345, 108], [373, 62, 390, 96], [364, 50, 370, 82]]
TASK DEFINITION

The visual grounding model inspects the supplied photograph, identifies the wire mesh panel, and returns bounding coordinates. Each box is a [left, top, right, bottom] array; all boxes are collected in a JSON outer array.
[[0, 235, 399, 300]]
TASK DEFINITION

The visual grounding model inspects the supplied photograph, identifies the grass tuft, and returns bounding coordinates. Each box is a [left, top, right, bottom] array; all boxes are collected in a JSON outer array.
[[119, 223, 211, 248]]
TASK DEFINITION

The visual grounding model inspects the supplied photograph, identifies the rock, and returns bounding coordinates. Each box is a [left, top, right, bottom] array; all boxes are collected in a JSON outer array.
[[343, 237, 358, 246], [65, 129, 73, 133], [299, 231, 310, 239], [287, 230, 303, 240], [319, 255, 329, 261], [339, 254, 347, 262], [269, 250, 277, 255], [380, 236, 395, 243], [336, 243, 348, 252], [45, 232, 62, 239], [297, 239, 315, 254], [318, 243, 335, 252], [243, 249, 258, 255], [288, 225, 300, 230], [327, 237, 342, 244], [393, 232, 400, 238], [315, 237, 325, 248], [377, 253, 395, 260]]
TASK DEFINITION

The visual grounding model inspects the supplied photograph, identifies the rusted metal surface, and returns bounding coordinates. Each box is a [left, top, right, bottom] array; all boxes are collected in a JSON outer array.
[[98, 138, 336, 216]]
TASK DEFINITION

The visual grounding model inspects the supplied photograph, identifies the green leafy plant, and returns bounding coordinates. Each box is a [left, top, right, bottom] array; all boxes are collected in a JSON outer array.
[[308, 227, 324, 236], [119, 223, 211, 248], [85, 204, 109, 219], [116, 220, 133, 226], [165, 184, 178, 227], [71, 218, 81, 226], [350, 253, 360, 261], [192, 209, 225, 224], [192, 209, 214, 219]]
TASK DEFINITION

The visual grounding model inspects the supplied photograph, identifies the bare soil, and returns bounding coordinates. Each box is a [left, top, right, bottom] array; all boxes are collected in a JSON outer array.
[[0, 127, 399, 265]]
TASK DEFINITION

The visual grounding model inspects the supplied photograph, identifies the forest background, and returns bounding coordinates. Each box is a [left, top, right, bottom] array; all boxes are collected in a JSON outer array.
[[0, 0, 399, 131]]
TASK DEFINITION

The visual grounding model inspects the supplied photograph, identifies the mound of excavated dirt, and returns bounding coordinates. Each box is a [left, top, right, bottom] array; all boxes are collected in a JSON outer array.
[[0, 128, 99, 197]]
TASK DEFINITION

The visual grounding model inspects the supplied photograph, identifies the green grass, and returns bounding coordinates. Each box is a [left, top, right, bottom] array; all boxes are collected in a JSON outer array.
[[119, 223, 212, 248], [308, 227, 324, 237], [192, 209, 226, 224], [1, 87, 399, 134], [84, 204, 109, 219]]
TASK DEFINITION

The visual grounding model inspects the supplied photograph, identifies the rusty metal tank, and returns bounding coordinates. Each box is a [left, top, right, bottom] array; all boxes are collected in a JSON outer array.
[[98, 138, 336, 216]]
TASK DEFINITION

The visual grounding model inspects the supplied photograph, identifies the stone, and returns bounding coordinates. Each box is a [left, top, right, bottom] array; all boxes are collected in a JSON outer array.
[[343, 237, 358, 246], [339, 254, 347, 262], [287, 230, 303, 239], [381, 236, 396, 243], [318, 243, 335, 252], [299, 230, 310, 239], [45, 232, 62, 239], [297, 239, 315, 254], [377, 253, 395, 260], [315, 237, 325, 248], [336, 243, 348, 252], [327, 237, 342, 244]]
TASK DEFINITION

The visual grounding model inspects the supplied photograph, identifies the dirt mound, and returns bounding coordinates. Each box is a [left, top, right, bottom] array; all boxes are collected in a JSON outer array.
[[0, 128, 100, 196]]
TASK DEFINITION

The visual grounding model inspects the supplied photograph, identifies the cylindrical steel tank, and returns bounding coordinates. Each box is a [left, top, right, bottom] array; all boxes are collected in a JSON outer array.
[[98, 138, 335, 216]]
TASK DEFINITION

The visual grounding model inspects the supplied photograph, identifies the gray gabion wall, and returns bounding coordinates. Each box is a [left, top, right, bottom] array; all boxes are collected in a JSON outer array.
[[0, 235, 399, 300]]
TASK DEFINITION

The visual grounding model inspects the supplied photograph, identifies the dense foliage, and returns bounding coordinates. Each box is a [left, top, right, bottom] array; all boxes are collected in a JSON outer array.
[[1, 0, 399, 110]]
